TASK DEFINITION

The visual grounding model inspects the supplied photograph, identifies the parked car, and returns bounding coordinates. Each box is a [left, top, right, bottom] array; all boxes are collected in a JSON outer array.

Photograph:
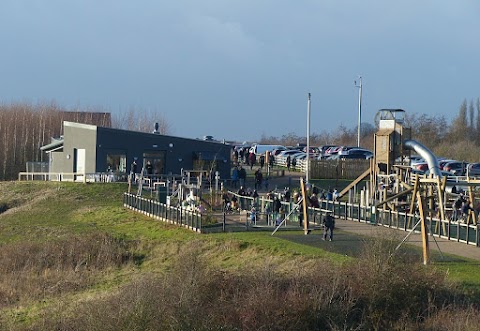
[[443, 161, 468, 176], [339, 148, 373, 159], [324, 146, 342, 156], [272, 147, 287, 156], [278, 149, 305, 157], [414, 163, 429, 172], [337, 146, 358, 155], [467, 163, 480, 176], [438, 159, 457, 170]]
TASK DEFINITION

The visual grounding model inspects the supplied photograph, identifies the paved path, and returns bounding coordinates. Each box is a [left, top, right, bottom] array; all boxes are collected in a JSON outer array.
[[235, 167, 480, 261], [333, 218, 480, 261]]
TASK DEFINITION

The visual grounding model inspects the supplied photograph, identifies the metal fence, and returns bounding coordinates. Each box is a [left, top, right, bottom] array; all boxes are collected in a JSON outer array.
[[320, 200, 479, 247], [123, 190, 479, 246], [123, 193, 203, 233]]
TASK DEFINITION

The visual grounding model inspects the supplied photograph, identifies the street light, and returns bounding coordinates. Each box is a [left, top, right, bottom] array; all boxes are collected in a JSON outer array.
[[354, 76, 363, 147], [306, 93, 311, 184]]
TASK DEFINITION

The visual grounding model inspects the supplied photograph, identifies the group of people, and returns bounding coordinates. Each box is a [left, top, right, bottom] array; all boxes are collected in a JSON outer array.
[[232, 147, 274, 171], [231, 165, 247, 188], [231, 166, 269, 191]]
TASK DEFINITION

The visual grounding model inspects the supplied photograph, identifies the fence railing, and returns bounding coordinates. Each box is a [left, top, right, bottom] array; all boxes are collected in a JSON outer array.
[[123, 190, 479, 246], [272, 157, 370, 179], [319, 199, 479, 247], [123, 193, 203, 233], [18, 172, 124, 182]]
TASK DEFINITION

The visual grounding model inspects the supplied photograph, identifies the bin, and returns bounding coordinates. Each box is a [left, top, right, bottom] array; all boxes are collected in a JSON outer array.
[[157, 185, 167, 204]]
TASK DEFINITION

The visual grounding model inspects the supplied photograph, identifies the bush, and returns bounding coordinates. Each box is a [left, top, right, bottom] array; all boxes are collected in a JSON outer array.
[[0, 232, 139, 308], [20, 237, 480, 331]]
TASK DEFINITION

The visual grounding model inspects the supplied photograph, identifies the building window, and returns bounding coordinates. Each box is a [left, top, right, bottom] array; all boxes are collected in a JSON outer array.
[[106, 151, 127, 173], [143, 151, 166, 175], [192, 151, 227, 172]]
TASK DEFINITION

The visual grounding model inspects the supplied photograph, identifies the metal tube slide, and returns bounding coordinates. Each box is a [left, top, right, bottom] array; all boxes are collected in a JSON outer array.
[[404, 139, 442, 177]]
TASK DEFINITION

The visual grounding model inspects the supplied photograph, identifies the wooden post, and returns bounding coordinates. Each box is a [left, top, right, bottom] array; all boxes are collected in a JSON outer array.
[[408, 174, 420, 228], [416, 192, 430, 265], [300, 178, 310, 235]]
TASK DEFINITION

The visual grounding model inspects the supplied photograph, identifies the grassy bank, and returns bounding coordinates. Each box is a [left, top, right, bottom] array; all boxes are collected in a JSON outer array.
[[0, 181, 479, 330]]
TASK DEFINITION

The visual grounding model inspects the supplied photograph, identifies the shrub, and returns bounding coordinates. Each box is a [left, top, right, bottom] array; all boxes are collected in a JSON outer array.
[[0, 232, 139, 308]]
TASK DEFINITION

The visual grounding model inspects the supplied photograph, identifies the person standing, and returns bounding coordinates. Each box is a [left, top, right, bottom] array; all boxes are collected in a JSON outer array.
[[237, 186, 246, 210], [131, 159, 138, 174], [254, 168, 263, 190], [286, 155, 291, 171], [268, 153, 274, 169], [231, 166, 239, 188], [273, 196, 282, 222], [323, 214, 335, 241], [130, 158, 138, 182], [238, 166, 247, 187], [146, 161, 153, 175], [249, 152, 256, 170]]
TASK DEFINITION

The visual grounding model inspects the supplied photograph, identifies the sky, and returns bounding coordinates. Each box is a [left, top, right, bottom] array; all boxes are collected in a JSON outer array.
[[1, 1, 480, 142]]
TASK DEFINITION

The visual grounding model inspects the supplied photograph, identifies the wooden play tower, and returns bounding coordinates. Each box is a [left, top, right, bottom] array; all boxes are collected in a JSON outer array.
[[339, 109, 479, 263]]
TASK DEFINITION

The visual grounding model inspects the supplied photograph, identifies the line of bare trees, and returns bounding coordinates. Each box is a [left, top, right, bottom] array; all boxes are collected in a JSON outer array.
[[0, 102, 170, 181]]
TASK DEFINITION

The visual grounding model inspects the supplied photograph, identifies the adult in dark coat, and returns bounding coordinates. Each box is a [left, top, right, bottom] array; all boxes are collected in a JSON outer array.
[[323, 214, 335, 241]]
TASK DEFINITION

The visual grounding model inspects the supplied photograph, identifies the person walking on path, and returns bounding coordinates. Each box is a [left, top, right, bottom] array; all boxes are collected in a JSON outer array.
[[259, 155, 265, 169], [323, 214, 335, 241], [249, 152, 256, 170]]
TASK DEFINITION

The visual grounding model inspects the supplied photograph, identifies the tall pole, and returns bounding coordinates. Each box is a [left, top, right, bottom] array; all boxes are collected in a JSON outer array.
[[355, 76, 363, 147], [306, 93, 311, 184]]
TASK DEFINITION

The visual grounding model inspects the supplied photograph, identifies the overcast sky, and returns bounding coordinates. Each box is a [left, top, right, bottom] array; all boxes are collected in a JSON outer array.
[[1, 1, 479, 142]]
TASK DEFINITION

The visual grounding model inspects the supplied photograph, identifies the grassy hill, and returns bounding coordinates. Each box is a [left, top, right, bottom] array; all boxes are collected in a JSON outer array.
[[0, 181, 479, 330]]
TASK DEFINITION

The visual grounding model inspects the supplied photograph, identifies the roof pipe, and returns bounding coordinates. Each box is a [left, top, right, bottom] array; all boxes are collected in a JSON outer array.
[[404, 139, 442, 177]]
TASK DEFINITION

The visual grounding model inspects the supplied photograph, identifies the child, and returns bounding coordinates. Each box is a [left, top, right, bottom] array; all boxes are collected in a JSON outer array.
[[250, 205, 257, 225]]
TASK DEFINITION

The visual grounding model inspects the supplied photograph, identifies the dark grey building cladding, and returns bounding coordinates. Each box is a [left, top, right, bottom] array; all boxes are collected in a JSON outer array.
[[43, 121, 231, 179], [96, 126, 231, 177]]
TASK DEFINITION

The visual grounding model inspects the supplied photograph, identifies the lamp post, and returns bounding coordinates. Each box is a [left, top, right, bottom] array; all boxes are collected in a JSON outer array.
[[354, 76, 363, 147], [306, 93, 311, 184]]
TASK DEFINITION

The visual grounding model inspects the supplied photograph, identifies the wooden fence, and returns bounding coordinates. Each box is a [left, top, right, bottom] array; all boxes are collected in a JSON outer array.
[[307, 159, 370, 179]]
